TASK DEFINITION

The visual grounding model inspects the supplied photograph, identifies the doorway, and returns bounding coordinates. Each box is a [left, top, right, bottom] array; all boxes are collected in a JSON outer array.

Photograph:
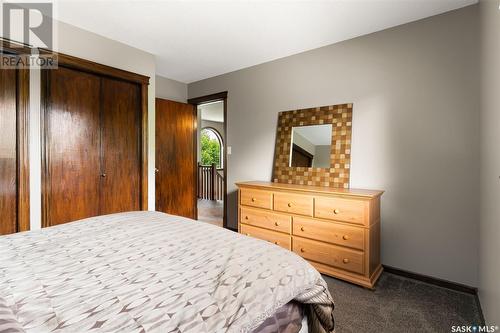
[[188, 92, 227, 228]]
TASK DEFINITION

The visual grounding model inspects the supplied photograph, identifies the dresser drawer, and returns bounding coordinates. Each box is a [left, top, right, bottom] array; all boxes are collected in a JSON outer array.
[[241, 224, 291, 250], [240, 188, 273, 210], [240, 207, 291, 233], [292, 237, 364, 274], [274, 192, 313, 216], [314, 196, 366, 225], [292, 216, 364, 250]]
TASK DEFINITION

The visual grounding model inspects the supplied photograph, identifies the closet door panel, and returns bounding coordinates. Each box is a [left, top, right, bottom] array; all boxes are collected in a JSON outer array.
[[100, 77, 141, 214], [0, 67, 17, 235], [44, 67, 101, 226]]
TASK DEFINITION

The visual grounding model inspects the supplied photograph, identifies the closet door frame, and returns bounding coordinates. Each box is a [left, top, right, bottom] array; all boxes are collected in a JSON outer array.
[[40, 51, 149, 227], [1, 40, 31, 232]]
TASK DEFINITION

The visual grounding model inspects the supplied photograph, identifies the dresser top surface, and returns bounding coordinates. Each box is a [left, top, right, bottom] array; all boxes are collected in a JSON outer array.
[[235, 181, 383, 198]]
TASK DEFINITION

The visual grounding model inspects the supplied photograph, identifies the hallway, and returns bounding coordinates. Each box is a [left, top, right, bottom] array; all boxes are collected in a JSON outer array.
[[197, 199, 223, 227]]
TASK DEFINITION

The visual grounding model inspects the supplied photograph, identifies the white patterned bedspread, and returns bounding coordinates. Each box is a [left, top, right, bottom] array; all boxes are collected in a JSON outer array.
[[0, 211, 334, 333]]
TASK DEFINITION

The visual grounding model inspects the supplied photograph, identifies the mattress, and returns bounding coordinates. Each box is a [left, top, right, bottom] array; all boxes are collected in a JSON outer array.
[[0, 299, 308, 333], [252, 302, 304, 333], [0, 211, 334, 332]]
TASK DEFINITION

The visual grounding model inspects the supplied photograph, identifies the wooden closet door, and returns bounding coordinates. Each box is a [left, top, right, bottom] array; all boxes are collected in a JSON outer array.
[[99, 77, 141, 214], [0, 66, 17, 234], [43, 67, 101, 226], [155, 99, 196, 219]]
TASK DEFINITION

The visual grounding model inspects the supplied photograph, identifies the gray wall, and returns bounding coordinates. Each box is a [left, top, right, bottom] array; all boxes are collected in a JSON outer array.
[[312, 145, 331, 168], [156, 75, 187, 102], [189, 6, 480, 286], [479, 0, 500, 323]]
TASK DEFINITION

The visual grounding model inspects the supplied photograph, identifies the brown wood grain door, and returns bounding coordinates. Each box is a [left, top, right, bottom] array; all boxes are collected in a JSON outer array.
[[0, 65, 17, 235], [100, 77, 141, 214], [41, 55, 148, 227], [155, 99, 196, 219], [43, 67, 101, 226]]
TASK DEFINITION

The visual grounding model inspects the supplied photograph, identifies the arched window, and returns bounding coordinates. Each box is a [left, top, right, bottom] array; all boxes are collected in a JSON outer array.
[[200, 127, 223, 168]]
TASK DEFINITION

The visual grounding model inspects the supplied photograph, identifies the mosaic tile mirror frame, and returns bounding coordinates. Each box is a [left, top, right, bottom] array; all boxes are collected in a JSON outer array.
[[272, 103, 353, 188]]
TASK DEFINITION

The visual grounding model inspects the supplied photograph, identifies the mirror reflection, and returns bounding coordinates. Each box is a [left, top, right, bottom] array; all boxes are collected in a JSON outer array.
[[289, 124, 332, 168]]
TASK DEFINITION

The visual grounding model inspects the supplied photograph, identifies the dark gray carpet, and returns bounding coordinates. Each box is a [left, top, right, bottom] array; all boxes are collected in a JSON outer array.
[[324, 272, 483, 333]]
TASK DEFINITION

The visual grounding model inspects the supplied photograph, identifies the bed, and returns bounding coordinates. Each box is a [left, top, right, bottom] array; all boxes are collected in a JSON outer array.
[[0, 211, 334, 333]]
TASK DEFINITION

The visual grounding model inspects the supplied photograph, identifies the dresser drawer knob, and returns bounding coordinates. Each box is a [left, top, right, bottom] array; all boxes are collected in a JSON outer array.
[[274, 222, 279, 226], [342, 235, 349, 240], [287, 203, 292, 207], [251, 197, 256, 202], [300, 226, 305, 232], [245, 216, 249, 220], [274, 241, 279, 245], [342, 258, 350, 264], [300, 248, 305, 253], [333, 209, 340, 214]]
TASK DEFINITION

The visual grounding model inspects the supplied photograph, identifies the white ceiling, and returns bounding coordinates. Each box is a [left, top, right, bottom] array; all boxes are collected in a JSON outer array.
[[294, 124, 332, 146], [51, 0, 476, 83], [199, 101, 224, 122]]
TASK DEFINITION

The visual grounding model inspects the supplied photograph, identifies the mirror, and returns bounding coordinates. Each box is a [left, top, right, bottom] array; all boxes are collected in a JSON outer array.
[[272, 103, 353, 188], [290, 124, 332, 168]]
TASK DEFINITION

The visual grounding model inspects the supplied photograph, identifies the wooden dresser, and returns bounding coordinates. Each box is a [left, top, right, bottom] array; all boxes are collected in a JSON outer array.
[[236, 181, 384, 288]]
